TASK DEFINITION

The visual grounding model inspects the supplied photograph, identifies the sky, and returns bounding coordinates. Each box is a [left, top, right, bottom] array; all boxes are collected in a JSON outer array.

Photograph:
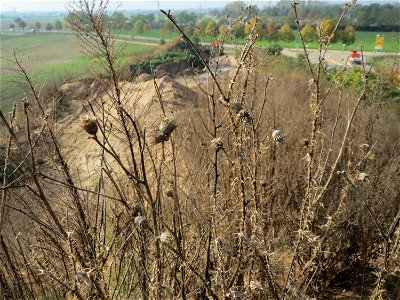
[[0, 0, 393, 12]]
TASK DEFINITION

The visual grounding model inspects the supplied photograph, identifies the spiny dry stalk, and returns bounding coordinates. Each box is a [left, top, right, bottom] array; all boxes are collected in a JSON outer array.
[[0, 1, 399, 299]]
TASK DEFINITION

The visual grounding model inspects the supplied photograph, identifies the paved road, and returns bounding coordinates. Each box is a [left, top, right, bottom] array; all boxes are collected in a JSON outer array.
[[281, 48, 398, 68]]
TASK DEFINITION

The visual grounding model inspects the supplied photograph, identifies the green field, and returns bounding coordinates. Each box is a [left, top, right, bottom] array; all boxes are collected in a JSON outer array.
[[198, 30, 400, 52], [117, 28, 399, 52], [0, 32, 156, 112]]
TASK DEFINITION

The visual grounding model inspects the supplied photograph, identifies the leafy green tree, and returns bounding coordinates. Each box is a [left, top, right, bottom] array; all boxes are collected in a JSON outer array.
[[244, 17, 255, 36], [133, 20, 144, 35], [216, 17, 226, 30], [194, 19, 207, 35], [318, 19, 338, 43], [34, 22, 41, 31], [130, 14, 154, 25], [65, 11, 90, 29], [231, 22, 245, 39], [19, 20, 27, 30], [45, 23, 54, 31], [341, 24, 355, 45], [222, 1, 247, 18], [54, 20, 63, 31], [162, 20, 175, 37], [176, 11, 197, 27], [9, 23, 15, 30], [300, 24, 316, 43], [204, 20, 217, 37], [279, 22, 294, 44], [219, 23, 228, 36], [110, 12, 127, 29], [14, 17, 23, 25]]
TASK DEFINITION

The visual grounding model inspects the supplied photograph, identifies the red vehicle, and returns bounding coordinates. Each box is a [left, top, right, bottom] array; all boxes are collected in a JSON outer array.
[[349, 50, 362, 64]]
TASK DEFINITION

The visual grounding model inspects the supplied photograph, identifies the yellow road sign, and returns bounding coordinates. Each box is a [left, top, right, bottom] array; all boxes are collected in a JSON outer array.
[[375, 34, 385, 50]]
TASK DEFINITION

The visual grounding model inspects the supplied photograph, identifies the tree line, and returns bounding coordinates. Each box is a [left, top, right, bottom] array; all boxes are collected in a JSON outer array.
[[11, 0, 394, 47], [220, 0, 400, 32], [9, 18, 63, 32]]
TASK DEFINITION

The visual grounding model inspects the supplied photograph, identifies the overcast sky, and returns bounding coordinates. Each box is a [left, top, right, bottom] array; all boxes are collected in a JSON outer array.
[[1, 0, 265, 12], [0, 0, 392, 12]]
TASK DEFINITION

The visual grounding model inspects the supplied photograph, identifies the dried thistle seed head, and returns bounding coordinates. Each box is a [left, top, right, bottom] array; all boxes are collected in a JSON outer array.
[[302, 138, 310, 147], [249, 280, 262, 291], [134, 215, 147, 227], [260, 179, 267, 187], [210, 137, 223, 151], [154, 131, 168, 144], [272, 129, 285, 143], [357, 172, 369, 182], [131, 203, 141, 217], [159, 115, 177, 136], [80, 115, 98, 135], [237, 154, 247, 163], [360, 143, 370, 150], [231, 102, 243, 113], [160, 231, 174, 245], [165, 189, 174, 198], [236, 109, 252, 123]]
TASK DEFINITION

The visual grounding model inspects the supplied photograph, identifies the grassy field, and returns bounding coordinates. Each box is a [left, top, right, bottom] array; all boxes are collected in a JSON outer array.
[[116, 28, 399, 52], [0, 32, 156, 112], [203, 30, 400, 52]]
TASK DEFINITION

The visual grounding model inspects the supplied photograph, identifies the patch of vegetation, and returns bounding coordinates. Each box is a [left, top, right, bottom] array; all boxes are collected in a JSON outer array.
[[264, 44, 283, 56], [129, 39, 208, 76]]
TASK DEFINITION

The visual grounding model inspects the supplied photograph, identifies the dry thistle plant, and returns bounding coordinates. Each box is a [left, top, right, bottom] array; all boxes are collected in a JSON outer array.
[[0, 0, 399, 299], [80, 114, 98, 135]]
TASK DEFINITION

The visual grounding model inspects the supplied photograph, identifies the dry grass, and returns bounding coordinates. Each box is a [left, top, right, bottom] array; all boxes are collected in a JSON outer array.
[[1, 1, 399, 299]]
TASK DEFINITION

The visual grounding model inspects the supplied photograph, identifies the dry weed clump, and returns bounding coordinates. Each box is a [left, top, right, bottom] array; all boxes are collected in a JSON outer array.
[[80, 114, 98, 135], [1, 1, 399, 299]]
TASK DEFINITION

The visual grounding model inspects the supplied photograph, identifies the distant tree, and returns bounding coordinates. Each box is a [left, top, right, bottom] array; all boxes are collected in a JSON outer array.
[[162, 20, 175, 34], [341, 24, 355, 45], [244, 17, 263, 37], [279, 22, 294, 44], [133, 20, 144, 35], [19, 21, 27, 30], [266, 20, 275, 34], [54, 20, 63, 31], [34, 22, 42, 31], [65, 11, 90, 30], [222, 1, 247, 18], [219, 23, 229, 36], [9, 23, 15, 30], [45, 23, 54, 32], [143, 23, 151, 33], [14, 17, 23, 25], [204, 20, 217, 37], [216, 17, 226, 30], [110, 12, 127, 29], [232, 22, 245, 39], [266, 20, 279, 42], [129, 14, 154, 25], [194, 19, 207, 35], [244, 18, 255, 35], [318, 19, 338, 43], [146, 14, 155, 23], [176, 11, 197, 27], [300, 23, 316, 43]]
